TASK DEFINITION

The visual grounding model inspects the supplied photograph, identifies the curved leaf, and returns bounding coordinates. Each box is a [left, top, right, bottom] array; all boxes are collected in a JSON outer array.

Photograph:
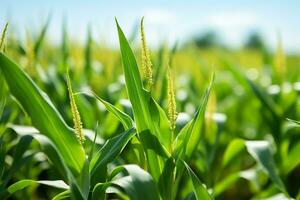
[[116, 20, 149, 132], [0, 53, 85, 175], [9, 125, 69, 178], [116, 20, 164, 181], [222, 138, 245, 167], [112, 165, 160, 200], [86, 91, 133, 130], [183, 161, 213, 200], [174, 74, 214, 159], [90, 127, 136, 184], [92, 182, 112, 200], [2, 135, 33, 186], [52, 190, 71, 200], [8, 179, 68, 194], [245, 141, 286, 193]]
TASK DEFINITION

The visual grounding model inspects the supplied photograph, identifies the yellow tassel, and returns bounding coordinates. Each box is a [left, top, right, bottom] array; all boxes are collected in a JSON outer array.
[[167, 66, 177, 131], [66, 68, 85, 144], [140, 17, 153, 90], [0, 22, 8, 52]]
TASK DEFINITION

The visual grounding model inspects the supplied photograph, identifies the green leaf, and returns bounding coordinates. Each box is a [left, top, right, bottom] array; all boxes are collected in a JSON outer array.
[[116, 19, 150, 132], [8, 179, 69, 194], [284, 142, 300, 174], [74, 159, 90, 199], [92, 182, 112, 200], [52, 190, 71, 200], [0, 53, 85, 175], [90, 127, 136, 184], [116, 19, 165, 181], [75, 94, 96, 129], [247, 79, 281, 118], [213, 172, 240, 196], [222, 139, 287, 194], [174, 73, 214, 159], [264, 193, 293, 200], [287, 118, 300, 126], [9, 125, 87, 199], [139, 130, 170, 158], [2, 135, 33, 185], [183, 161, 213, 200], [112, 164, 160, 200], [222, 138, 246, 167], [0, 70, 7, 118], [92, 165, 160, 200], [85, 91, 133, 130], [214, 168, 258, 196], [115, 22, 172, 150], [9, 125, 69, 179], [0, 138, 5, 181], [9, 124, 102, 199], [158, 158, 175, 200], [148, 97, 172, 151], [245, 141, 286, 193]]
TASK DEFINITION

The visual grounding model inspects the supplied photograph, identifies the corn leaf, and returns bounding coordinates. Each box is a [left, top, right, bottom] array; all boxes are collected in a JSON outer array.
[[0, 53, 85, 176], [214, 168, 257, 196], [116, 19, 168, 180], [8, 179, 69, 194], [116, 19, 150, 132], [222, 138, 286, 193], [174, 73, 214, 159], [247, 79, 281, 118], [0, 70, 7, 117], [92, 182, 112, 200], [158, 158, 176, 200], [86, 91, 133, 130], [52, 190, 71, 200], [222, 138, 246, 167], [183, 161, 213, 200], [284, 143, 300, 174], [245, 141, 286, 193], [9, 125, 91, 200], [2, 135, 33, 186], [90, 127, 136, 184], [112, 164, 160, 200], [9, 125, 69, 180]]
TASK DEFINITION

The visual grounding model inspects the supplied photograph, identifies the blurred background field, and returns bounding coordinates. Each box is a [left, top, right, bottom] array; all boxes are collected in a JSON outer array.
[[1, 1, 300, 200]]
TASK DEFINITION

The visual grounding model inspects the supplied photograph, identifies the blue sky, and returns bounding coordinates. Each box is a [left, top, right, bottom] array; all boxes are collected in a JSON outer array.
[[1, 0, 300, 52]]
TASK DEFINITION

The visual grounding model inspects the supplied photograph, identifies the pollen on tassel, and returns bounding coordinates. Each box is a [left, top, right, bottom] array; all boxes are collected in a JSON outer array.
[[167, 66, 177, 132], [140, 17, 153, 90], [66, 68, 85, 144]]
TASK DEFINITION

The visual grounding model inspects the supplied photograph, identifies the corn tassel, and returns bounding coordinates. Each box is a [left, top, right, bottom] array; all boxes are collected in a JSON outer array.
[[66, 68, 85, 144], [140, 17, 153, 90], [167, 66, 177, 132]]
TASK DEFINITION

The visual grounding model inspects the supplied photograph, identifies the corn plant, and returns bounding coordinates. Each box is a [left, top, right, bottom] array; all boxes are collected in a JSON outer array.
[[1, 16, 300, 200], [0, 19, 217, 200]]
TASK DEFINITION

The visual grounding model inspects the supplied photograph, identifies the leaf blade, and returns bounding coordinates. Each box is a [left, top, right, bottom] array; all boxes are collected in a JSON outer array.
[[0, 53, 85, 175]]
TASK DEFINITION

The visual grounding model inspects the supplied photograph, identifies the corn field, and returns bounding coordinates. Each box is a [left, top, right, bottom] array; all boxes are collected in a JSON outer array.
[[0, 15, 300, 200]]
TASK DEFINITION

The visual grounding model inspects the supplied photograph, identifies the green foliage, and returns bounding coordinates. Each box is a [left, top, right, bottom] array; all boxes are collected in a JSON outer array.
[[0, 17, 299, 200]]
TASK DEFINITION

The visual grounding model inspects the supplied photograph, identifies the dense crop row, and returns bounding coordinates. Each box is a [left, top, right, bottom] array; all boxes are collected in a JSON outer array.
[[0, 19, 300, 199]]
